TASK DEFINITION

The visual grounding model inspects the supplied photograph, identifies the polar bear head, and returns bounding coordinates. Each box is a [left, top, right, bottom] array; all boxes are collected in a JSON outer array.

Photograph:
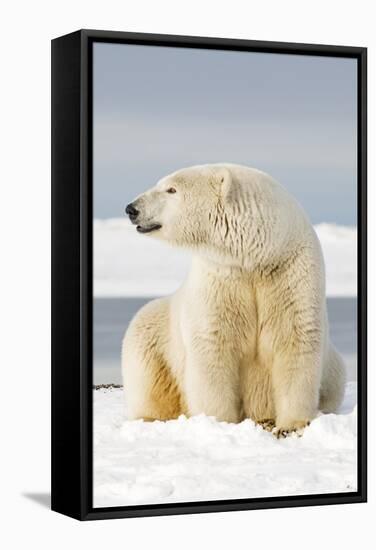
[[125, 164, 300, 268]]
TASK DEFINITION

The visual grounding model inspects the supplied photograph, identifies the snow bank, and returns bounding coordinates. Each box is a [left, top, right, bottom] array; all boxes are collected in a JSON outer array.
[[94, 218, 190, 298], [93, 382, 357, 507], [94, 219, 357, 298], [315, 223, 357, 297]]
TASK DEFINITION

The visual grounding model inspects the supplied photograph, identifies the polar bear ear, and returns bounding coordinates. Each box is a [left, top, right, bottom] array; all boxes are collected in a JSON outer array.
[[216, 167, 233, 200]]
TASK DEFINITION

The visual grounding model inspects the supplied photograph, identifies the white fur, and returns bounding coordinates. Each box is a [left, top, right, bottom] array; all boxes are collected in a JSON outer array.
[[122, 164, 345, 434]]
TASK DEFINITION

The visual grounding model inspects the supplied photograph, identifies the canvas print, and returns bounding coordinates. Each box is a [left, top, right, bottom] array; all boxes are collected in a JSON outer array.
[[92, 43, 357, 508]]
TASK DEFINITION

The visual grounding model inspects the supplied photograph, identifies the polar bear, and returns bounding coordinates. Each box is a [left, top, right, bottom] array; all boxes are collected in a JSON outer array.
[[122, 164, 345, 436]]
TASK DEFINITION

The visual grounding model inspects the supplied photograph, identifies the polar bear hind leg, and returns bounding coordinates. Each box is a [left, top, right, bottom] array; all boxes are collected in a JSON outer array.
[[319, 344, 346, 413], [122, 299, 184, 421]]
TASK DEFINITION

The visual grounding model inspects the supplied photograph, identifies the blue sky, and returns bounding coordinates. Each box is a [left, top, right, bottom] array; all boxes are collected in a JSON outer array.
[[93, 42, 357, 225]]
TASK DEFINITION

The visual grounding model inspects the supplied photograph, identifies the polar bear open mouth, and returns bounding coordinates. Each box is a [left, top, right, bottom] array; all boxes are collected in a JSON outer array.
[[136, 223, 162, 234]]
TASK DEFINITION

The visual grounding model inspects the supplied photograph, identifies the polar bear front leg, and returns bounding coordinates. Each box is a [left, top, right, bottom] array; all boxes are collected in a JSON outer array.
[[272, 349, 321, 437], [184, 343, 241, 423]]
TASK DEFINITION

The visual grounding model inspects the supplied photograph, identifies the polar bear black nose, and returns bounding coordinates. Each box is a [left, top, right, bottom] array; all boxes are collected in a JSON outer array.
[[125, 203, 139, 219]]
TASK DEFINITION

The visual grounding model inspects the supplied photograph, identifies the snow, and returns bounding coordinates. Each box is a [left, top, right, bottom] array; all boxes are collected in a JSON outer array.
[[93, 218, 357, 506], [314, 223, 357, 297], [94, 218, 190, 298], [93, 382, 357, 507], [93, 218, 357, 298]]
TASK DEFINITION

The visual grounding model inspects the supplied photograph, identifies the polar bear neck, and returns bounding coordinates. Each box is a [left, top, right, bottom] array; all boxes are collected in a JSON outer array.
[[191, 253, 250, 278], [187, 204, 318, 284], [197, 171, 312, 273], [186, 254, 253, 291]]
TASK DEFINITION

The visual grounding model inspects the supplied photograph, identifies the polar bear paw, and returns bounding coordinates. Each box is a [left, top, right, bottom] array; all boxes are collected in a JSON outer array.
[[257, 419, 276, 432], [272, 420, 310, 439]]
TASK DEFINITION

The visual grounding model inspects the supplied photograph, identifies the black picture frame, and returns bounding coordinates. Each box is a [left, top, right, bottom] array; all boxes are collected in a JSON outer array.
[[51, 29, 367, 521]]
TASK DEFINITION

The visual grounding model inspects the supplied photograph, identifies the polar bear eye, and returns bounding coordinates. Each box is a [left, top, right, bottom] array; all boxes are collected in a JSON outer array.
[[166, 187, 176, 194]]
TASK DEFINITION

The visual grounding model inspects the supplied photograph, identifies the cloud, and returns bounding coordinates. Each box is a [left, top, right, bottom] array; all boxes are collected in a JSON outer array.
[[94, 113, 357, 171]]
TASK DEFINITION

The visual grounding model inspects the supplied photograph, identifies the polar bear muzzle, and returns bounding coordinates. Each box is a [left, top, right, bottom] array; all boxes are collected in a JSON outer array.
[[125, 201, 162, 234]]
